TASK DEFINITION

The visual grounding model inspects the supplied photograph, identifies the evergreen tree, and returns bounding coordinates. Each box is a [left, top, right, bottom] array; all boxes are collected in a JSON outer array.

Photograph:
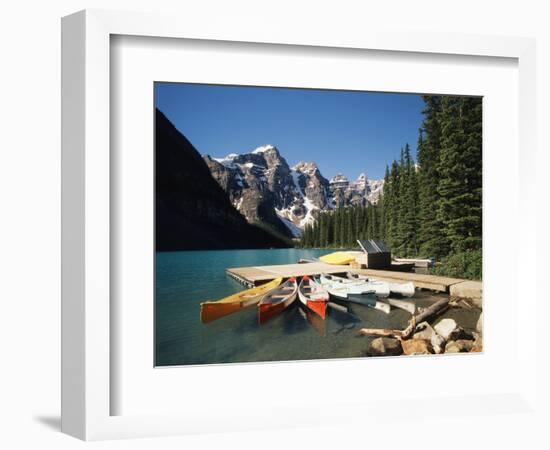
[[387, 160, 401, 251], [326, 211, 333, 246], [417, 96, 447, 258], [300, 224, 308, 247], [306, 223, 313, 247], [333, 210, 338, 246], [339, 209, 346, 247], [401, 144, 419, 256], [366, 203, 375, 239], [460, 97, 483, 251], [437, 97, 463, 255], [345, 209, 353, 246], [313, 217, 320, 247], [320, 213, 328, 247], [319, 213, 324, 247], [380, 166, 390, 241]]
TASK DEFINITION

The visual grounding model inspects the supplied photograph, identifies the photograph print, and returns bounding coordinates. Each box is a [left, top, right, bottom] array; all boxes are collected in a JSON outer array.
[[155, 82, 483, 367]]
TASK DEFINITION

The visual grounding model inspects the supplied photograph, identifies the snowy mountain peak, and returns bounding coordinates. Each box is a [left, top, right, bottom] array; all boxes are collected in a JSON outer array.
[[293, 161, 319, 175], [330, 173, 349, 185], [204, 145, 384, 238], [212, 153, 239, 168], [251, 144, 277, 154], [351, 173, 368, 191]]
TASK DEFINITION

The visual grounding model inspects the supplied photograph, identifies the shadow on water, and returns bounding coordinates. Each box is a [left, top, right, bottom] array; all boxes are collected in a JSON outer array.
[[327, 303, 362, 326], [260, 302, 308, 336], [222, 309, 260, 334]]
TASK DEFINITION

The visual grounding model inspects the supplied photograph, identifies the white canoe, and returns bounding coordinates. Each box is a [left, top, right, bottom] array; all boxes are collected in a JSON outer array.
[[317, 274, 390, 314], [389, 282, 415, 298], [321, 273, 390, 298], [346, 272, 415, 298]]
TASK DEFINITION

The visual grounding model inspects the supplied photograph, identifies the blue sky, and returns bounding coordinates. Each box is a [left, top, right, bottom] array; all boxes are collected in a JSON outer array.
[[155, 83, 424, 180]]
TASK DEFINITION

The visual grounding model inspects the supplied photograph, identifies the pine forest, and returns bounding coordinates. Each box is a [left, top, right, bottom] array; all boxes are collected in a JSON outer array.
[[298, 95, 483, 279]]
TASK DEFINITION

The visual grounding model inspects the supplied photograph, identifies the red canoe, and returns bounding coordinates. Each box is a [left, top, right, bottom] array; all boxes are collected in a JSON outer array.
[[258, 277, 298, 324], [297, 275, 329, 319]]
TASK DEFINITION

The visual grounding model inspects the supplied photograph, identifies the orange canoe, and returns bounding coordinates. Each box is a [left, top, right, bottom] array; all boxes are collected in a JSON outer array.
[[298, 275, 329, 319], [200, 278, 282, 324], [258, 277, 298, 325]]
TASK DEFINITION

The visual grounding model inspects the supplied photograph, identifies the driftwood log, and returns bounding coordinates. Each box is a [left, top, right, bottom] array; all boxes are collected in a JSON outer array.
[[359, 298, 450, 340]]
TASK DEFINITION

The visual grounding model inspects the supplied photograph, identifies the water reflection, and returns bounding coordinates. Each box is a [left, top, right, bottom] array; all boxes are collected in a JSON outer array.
[[156, 250, 480, 366]]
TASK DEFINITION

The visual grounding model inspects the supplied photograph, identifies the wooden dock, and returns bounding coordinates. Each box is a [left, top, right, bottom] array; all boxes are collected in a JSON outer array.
[[353, 268, 463, 292], [226, 262, 351, 287], [226, 262, 482, 300]]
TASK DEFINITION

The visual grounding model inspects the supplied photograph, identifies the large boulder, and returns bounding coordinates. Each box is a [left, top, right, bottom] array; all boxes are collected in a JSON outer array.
[[431, 334, 446, 354], [445, 340, 475, 353], [367, 337, 403, 357], [434, 318, 474, 341], [434, 318, 458, 340], [413, 322, 436, 341], [402, 339, 431, 355]]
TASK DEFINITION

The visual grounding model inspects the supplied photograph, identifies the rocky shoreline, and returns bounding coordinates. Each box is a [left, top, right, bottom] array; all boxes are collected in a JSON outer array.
[[364, 301, 483, 357]]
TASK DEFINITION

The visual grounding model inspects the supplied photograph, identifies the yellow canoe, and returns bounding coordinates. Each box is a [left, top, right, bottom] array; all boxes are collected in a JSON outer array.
[[200, 277, 282, 324], [319, 251, 358, 265]]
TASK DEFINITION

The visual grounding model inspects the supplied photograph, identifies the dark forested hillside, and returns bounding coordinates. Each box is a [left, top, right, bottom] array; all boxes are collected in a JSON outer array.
[[299, 96, 483, 279], [155, 109, 291, 251]]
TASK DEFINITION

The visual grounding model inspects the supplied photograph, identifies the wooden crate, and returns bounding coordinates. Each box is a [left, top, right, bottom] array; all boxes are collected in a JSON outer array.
[[355, 252, 391, 269]]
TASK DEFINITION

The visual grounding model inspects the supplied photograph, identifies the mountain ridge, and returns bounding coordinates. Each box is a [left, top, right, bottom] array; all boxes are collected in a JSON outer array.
[[203, 145, 384, 237], [155, 110, 292, 250]]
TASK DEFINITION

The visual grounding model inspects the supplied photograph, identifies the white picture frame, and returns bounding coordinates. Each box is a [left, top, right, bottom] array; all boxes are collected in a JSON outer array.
[[61, 9, 539, 441]]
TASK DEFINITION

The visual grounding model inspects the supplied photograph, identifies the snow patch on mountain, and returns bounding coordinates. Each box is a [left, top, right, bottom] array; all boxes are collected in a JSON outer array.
[[352, 173, 367, 191], [277, 214, 303, 237], [252, 144, 276, 154], [235, 197, 244, 211], [367, 178, 385, 203], [213, 153, 239, 168], [299, 196, 318, 228]]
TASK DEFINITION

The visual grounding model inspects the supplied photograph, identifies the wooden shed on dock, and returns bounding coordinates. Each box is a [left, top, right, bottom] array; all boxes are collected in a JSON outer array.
[[354, 239, 392, 269]]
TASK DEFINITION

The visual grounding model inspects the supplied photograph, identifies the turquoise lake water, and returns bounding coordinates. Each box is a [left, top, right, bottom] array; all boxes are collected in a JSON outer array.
[[154, 248, 445, 366]]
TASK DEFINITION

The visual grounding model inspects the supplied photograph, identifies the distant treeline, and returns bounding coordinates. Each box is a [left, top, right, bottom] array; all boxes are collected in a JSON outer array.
[[299, 96, 482, 279]]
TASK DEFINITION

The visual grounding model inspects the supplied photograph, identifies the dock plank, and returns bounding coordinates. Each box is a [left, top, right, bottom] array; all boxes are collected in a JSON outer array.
[[226, 262, 350, 286], [355, 269, 463, 292]]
